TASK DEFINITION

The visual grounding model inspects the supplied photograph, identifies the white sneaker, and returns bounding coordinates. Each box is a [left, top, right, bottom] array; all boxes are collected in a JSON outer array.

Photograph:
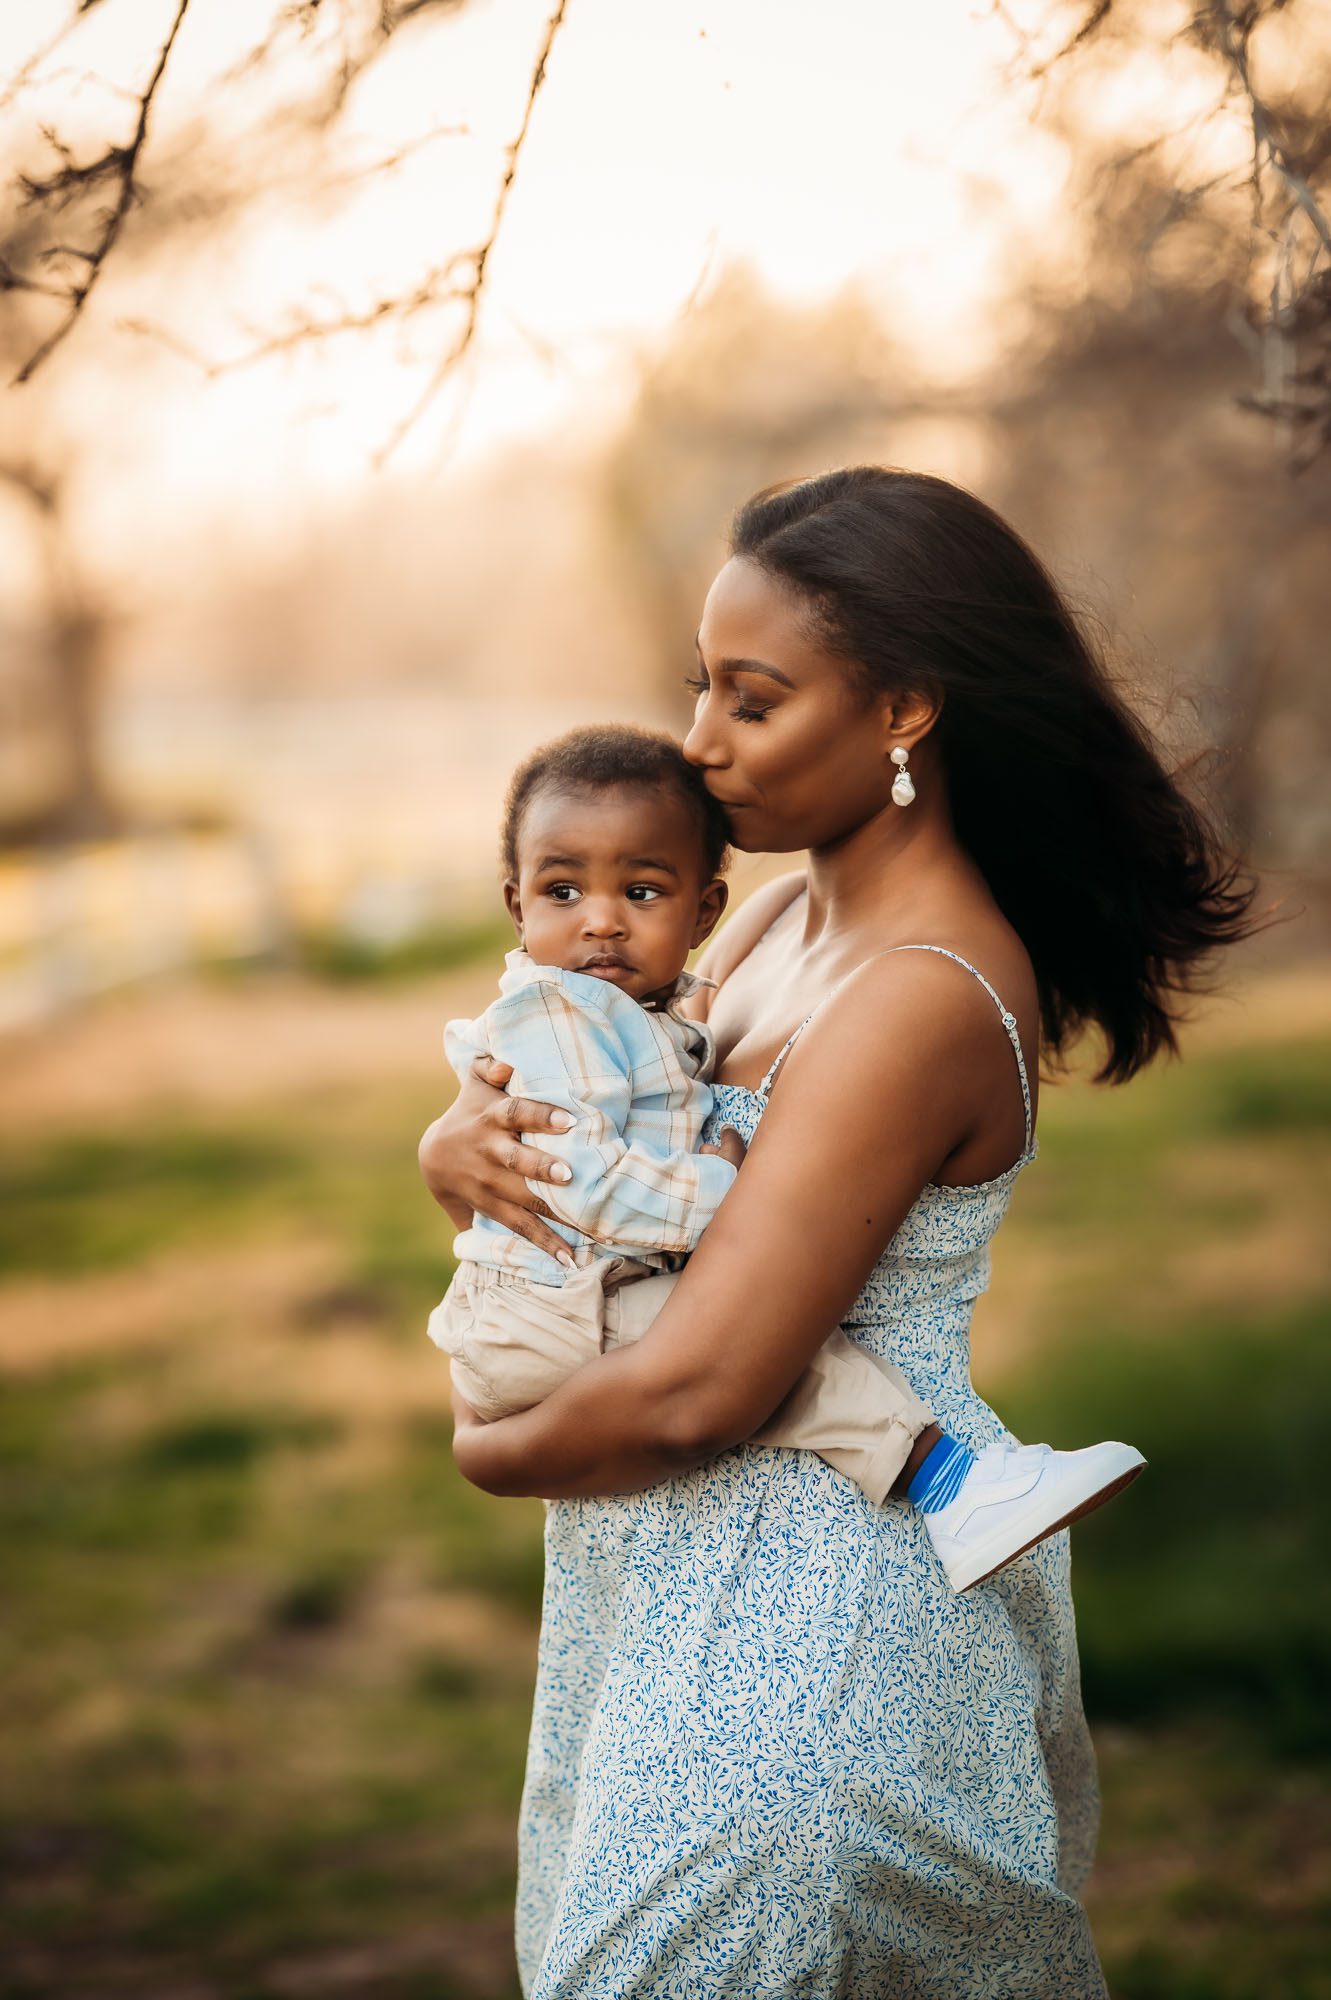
[[921, 1440, 1147, 1592]]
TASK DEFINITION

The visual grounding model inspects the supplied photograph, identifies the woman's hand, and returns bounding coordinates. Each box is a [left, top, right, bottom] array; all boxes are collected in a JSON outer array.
[[418, 1054, 585, 1268]]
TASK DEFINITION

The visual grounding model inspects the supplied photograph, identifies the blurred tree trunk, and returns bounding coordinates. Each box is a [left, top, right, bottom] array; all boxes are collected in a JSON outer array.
[[0, 464, 117, 842]]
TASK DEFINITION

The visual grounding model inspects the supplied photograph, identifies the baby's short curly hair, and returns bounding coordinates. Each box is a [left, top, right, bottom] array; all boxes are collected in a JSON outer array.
[[500, 724, 731, 883]]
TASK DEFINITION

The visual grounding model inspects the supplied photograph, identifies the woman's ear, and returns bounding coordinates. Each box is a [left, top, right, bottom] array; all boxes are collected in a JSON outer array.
[[692, 878, 729, 947], [881, 687, 942, 760], [502, 879, 524, 940]]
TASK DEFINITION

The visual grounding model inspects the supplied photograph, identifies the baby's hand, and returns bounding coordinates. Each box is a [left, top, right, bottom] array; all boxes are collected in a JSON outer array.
[[699, 1125, 747, 1169]]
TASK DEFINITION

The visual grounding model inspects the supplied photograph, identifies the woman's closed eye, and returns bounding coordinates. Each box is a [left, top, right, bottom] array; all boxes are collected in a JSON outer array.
[[681, 671, 769, 723]]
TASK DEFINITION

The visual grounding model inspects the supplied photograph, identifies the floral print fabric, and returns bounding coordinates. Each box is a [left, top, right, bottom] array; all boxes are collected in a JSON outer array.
[[515, 1041, 1107, 1997]]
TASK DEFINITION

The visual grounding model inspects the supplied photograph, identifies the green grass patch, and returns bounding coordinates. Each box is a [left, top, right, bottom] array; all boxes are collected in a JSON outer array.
[[1001, 1295, 1331, 1757], [0, 1084, 458, 1319], [1195, 1037, 1331, 1137], [140, 1411, 341, 1475], [266, 1558, 367, 1633], [294, 915, 513, 985], [0, 1128, 297, 1277]]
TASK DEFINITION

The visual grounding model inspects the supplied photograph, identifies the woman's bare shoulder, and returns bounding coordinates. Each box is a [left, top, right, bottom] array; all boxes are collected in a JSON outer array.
[[691, 871, 807, 993]]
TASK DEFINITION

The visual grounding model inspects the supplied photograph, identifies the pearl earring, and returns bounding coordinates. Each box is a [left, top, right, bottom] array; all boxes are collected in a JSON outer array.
[[890, 744, 915, 807]]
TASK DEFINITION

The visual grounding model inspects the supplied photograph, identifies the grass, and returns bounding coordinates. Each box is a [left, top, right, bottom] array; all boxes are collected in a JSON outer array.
[[292, 914, 515, 986], [1006, 1295, 1330, 1755], [0, 976, 1326, 1997], [0, 1129, 296, 1277]]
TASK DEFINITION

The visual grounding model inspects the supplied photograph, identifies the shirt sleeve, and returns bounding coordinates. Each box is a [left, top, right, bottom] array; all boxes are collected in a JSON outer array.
[[443, 1011, 490, 1080], [482, 978, 738, 1255]]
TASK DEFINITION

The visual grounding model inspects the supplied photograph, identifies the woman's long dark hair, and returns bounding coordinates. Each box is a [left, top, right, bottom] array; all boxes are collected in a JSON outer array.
[[731, 465, 1267, 1084]]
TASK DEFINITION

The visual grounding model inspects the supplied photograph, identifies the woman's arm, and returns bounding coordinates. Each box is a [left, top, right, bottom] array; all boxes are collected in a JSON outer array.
[[452, 952, 990, 1497]]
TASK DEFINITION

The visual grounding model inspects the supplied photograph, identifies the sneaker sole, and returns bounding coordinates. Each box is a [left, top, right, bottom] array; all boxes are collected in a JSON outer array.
[[950, 1449, 1147, 1592]]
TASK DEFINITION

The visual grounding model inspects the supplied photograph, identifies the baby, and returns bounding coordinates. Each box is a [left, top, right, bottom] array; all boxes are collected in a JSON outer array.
[[429, 723, 1144, 1591]]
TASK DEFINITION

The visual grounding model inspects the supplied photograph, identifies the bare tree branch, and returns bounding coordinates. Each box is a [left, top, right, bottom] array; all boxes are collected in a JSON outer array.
[[1217, 2, 1331, 254], [1000, 0, 1331, 462], [373, 0, 570, 463], [117, 0, 571, 465], [123, 248, 480, 376], [0, 0, 112, 115], [3, 0, 571, 462], [13, 0, 192, 384], [1030, 0, 1113, 78], [317, 120, 471, 190]]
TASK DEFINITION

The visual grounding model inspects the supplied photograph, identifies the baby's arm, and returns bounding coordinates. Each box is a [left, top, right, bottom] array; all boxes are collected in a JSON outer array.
[[700, 1125, 747, 1170], [481, 979, 738, 1256]]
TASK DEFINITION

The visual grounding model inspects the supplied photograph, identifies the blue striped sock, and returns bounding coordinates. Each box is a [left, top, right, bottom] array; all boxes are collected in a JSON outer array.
[[906, 1432, 975, 1512]]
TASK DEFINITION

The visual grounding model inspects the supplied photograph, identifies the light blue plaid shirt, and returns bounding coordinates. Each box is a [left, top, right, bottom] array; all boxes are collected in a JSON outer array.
[[445, 948, 737, 1284]]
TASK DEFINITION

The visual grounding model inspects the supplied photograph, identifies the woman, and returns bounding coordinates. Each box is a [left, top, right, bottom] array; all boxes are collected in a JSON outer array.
[[420, 467, 1258, 1997]]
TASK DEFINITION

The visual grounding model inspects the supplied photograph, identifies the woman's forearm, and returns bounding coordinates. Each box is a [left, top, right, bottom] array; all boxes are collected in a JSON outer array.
[[452, 1343, 717, 1498]]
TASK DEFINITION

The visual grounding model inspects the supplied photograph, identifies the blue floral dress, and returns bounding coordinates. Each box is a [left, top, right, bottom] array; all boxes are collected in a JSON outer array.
[[515, 947, 1108, 1999]]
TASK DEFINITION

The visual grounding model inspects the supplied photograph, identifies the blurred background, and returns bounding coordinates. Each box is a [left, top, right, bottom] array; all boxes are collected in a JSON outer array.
[[1, 2, 1328, 1995]]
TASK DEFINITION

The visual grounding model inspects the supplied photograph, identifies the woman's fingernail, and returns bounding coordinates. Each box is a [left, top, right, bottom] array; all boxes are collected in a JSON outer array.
[[558, 1251, 576, 1271], [550, 1163, 573, 1183], [550, 1112, 575, 1131]]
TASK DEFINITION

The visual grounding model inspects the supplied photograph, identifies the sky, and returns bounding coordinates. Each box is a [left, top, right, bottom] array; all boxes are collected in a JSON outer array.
[[1, 0, 1082, 569]]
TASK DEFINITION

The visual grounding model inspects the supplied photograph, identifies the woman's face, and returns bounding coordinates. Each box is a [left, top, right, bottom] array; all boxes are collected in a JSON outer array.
[[683, 557, 897, 854]]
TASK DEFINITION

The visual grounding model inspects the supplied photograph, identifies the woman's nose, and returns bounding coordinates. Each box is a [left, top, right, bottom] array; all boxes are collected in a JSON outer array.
[[682, 709, 726, 771]]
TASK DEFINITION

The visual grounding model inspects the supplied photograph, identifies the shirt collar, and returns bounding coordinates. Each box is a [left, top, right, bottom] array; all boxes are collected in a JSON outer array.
[[501, 946, 716, 1013]]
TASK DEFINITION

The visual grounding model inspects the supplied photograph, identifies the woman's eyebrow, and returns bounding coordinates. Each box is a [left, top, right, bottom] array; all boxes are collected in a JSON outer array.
[[693, 629, 795, 688]]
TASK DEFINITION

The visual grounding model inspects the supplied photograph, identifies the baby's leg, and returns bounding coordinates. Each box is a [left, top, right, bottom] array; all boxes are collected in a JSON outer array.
[[747, 1334, 934, 1505], [429, 1258, 655, 1421], [607, 1272, 931, 1504], [603, 1266, 683, 1349], [437, 1258, 930, 1499]]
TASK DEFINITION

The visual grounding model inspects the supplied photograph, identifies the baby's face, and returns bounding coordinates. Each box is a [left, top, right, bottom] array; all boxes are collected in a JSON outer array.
[[505, 784, 726, 1006]]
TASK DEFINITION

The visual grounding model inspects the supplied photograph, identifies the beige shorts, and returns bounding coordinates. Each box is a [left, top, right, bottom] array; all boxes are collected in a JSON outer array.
[[429, 1257, 933, 1507]]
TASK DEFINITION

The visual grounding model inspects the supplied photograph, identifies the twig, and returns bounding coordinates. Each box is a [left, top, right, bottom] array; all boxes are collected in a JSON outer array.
[[374, 0, 571, 465], [1000, 0, 1330, 464], [1029, 0, 1113, 79], [316, 121, 470, 191], [13, 0, 193, 384], [0, 1, 112, 115], [1216, 1, 1331, 255]]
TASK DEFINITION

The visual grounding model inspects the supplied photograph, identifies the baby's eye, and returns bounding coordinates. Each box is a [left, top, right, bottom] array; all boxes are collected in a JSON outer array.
[[627, 884, 665, 902], [546, 883, 581, 903]]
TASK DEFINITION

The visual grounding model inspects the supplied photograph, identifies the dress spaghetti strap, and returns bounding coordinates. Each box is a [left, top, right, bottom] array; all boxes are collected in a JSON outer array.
[[757, 943, 1035, 1161]]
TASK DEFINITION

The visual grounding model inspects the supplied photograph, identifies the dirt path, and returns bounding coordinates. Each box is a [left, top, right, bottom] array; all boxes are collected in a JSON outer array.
[[0, 966, 501, 1134]]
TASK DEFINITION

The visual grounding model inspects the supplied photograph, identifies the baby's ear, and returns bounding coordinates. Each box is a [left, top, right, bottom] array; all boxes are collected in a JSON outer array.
[[502, 879, 524, 939], [693, 877, 729, 945]]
